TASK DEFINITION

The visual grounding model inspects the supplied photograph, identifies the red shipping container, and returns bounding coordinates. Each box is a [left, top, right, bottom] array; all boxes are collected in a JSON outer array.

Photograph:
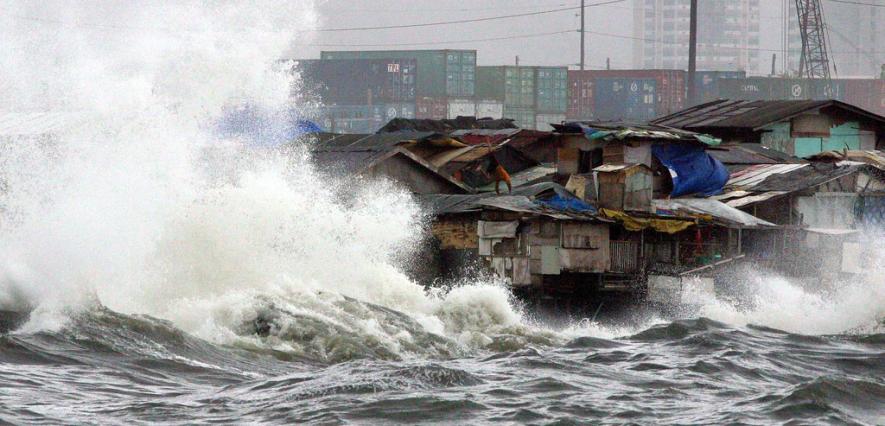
[[567, 71, 595, 120], [843, 79, 885, 115], [415, 97, 447, 119]]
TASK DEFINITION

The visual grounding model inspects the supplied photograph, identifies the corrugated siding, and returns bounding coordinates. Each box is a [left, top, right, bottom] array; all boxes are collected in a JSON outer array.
[[609, 240, 640, 273]]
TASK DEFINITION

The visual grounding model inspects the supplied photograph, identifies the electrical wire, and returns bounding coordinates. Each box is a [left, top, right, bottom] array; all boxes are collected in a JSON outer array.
[[308, 0, 627, 32], [294, 30, 576, 47], [825, 0, 885, 7]]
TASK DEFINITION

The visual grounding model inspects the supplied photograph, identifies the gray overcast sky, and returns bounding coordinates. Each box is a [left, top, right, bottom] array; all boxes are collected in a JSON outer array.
[[287, 0, 786, 74]]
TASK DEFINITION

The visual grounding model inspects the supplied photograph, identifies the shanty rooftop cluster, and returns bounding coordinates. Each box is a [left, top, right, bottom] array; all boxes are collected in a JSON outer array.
[[306, 99, 885, 306]]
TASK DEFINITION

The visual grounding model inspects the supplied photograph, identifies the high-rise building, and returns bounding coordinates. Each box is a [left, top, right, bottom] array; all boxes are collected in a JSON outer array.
[[784, 1, 885, 78], [632, 0, 761, 73]]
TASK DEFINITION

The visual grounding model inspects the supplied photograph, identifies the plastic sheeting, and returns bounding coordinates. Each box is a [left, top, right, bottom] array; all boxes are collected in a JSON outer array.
[[216, 105, 321, 146], [652, 144, 729, 197], [535, 194, 597, 213], [653, 199, 776, 228], [599, 208, 695, 234]]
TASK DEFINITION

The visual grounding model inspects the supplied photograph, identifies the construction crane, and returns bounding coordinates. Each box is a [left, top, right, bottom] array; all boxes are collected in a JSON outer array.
[[795, 0, 833, 80]]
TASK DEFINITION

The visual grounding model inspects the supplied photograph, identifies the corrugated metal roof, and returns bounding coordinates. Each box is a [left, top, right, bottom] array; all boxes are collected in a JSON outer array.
[[805, 150, 885, 168], [554, 121, 719, 145], [418, 182, 577, 215], [714, 162, 877, 208], [313, 132, 435, 151], [653, 199, 775, 228], [726, 164, 808, 189], [707, 143, 800, 166], [651, 99, 885, 130], [474, 165, 555, 192], [311, 146, 471, 193], [0, 112, 91, 136]]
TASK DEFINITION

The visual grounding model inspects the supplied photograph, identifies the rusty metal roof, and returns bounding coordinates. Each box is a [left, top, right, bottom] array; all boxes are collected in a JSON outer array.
[[651, 99, 885, 131]]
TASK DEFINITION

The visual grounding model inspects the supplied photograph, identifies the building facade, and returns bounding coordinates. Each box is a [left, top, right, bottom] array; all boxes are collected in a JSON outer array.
[[632, 0, 761, 73]]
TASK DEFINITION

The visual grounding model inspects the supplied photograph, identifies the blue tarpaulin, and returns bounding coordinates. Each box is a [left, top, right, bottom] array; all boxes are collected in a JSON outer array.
[[535, 194, 597, 213], [534, 185, 597, 213], [652, 144, 729, 197], [216, 105, 321, 146]]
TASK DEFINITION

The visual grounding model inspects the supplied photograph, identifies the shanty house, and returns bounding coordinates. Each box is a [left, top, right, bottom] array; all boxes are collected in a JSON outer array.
[[427, 143, 538, 189], [712, 161, 885, 280], [592, 164, 653, 212], [652, 100, 885, 159], [310, 132, 470, 194], [551, 122, 728, 200]]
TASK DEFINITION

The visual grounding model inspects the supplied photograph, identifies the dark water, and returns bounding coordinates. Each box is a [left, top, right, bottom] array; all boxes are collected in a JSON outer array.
[[1, 308, 883, 425]]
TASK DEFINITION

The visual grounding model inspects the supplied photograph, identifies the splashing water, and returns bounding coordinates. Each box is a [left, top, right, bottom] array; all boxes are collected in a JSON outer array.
[[0, 1, 562, 360]]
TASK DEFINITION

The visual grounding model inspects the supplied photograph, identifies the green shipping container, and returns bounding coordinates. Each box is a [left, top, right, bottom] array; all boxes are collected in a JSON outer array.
[[477, 66, 567, 112], [477, 66, 536, 108], [535, 67, 567, 113], [320, 50, 475, 98], [503, 106, 536, 130]]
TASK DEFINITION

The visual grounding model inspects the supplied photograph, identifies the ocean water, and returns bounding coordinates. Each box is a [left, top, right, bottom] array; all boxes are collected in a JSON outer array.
[[0, 2, 883, 424]]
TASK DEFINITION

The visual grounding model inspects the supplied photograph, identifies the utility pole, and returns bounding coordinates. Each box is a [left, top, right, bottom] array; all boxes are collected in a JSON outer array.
[[687, 0, 698, 106], [580, 0, 585, 71]]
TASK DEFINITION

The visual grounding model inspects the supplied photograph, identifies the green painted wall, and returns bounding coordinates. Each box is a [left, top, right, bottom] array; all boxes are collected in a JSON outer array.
[[823, 122, 861, 152], [794, 137, 823, 158], [763, 120, 862, 158], [761, 122, 791, 154]]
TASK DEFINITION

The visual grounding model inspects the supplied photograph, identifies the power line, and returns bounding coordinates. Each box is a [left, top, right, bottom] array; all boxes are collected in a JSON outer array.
[[319, 4, 572, 14], [825, 0, 885, 7], [307, 0, 627, 32], [294, 30, 576, 48], [0, 0, 627, 34]]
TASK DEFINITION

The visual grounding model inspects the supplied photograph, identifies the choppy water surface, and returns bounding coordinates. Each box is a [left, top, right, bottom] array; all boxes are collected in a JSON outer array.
[[1, 306, 883, 424]]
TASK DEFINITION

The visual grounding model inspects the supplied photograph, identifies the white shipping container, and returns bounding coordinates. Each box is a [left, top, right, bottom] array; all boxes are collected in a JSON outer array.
[[475, 100, 504, 119], [535, 114, 566, 131], [447, 98, 476, 119]]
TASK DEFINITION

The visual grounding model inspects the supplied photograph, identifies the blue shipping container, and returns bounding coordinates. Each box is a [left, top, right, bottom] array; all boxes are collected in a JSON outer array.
[[593, 78, 628, 121], [594, 78, 657, 121], [625, 79, 657, 121], [296, 58, 417, 104]]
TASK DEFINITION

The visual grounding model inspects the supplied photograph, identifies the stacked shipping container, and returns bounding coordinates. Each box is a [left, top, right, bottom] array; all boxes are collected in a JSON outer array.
[[476, 66, 568, 130], [295, 58, 419, 133], [566, 70, 677, 122], [534, 67, 567, 130], [320, 50, 478, 125], [691, 71, 746, 104], [294, 49, 885, 132], [320, 50, 476, 97], [296, 58, 417, 104]]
